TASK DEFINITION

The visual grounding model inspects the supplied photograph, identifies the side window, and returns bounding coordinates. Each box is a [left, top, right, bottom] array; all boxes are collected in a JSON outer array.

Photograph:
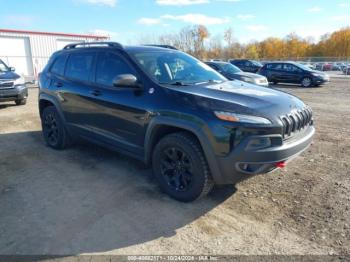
[[283, 64, 301, 72], [275, 64, 283, 70], [244, 61, 252, 66], [283, 64, 292, 72], [96, 52, 136, 86], [293, 65, 302, 73], [50, 55, 67, 76], [267, 64, 282, 70], [65, 53, 94, 82]]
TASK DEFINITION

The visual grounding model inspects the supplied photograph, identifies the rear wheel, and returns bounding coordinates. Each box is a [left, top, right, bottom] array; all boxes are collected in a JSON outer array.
[[15, 98, 27, 105], [42, 106, 70, 149], [301, 77, 312, 88], [152, 132, 214, 202]]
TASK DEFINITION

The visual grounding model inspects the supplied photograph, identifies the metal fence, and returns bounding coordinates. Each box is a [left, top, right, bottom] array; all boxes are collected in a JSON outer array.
[[258, 57, 350, 63]]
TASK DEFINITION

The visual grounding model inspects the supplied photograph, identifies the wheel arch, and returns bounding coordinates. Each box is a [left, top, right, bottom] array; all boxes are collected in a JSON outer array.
[[144, 117, 223, 184], [39, 94, 66, 123]]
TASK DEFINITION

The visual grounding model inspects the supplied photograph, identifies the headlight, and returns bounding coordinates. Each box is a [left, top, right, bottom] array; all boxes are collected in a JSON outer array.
[[13, 77, 25, 86], [311, 73, 322, 77], [241, 77, 254, 83], [214, 111, 272, 124], [254, 77, 267, 85]]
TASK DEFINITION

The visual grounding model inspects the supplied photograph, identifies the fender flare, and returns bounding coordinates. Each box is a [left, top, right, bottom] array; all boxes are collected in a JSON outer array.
[[38, 93, 67, 124], [144, 116, 224, 184]]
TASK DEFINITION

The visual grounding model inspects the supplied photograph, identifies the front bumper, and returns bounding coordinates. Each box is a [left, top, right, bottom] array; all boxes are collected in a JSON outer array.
[[0, 85, 28, 102], [214, 126, 315, 184], [313, 76, 329, 85]]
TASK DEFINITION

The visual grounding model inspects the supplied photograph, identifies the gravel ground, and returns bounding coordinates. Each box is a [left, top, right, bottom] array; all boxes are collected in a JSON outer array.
[[0, 79, 349, 256]]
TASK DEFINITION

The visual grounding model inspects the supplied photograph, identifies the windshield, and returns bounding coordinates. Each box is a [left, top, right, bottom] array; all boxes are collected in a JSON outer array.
[[0, 60, 9, 72], [252, 61, 263, 67], [128, 50, 226, 85], [220, 63, 242, 74]]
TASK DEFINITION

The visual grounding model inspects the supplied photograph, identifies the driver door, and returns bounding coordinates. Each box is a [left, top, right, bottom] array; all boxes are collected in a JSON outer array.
[[86, 51, 148, 156], [283, 64, 301, 83]]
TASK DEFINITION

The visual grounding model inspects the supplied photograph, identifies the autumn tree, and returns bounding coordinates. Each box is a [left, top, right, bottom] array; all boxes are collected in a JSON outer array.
[[244, 42, 260, 59], [207, 35, 223, 60], [140, 25, 350, 60], [192, 25, 210, 58]]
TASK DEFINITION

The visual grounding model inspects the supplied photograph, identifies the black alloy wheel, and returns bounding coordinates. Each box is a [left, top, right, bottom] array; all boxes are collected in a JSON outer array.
[[160, 147, 193, 192]]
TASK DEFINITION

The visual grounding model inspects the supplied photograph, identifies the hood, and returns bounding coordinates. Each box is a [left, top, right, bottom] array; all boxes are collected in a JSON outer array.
[[167, 81, 306, 123], [231, 71, 265, 80], [310, 70, 327, 75], [0, 71, 20, 81], [226, 72, 265, 80]]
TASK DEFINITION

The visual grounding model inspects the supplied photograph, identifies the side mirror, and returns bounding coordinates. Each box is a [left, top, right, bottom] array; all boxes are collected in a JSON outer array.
[[113, 74, 141, 88], [9, 67, 15, 72]]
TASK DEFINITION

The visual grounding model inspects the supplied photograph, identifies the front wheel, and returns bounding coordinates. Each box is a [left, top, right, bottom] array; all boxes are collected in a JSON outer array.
[[152, 132, 214, 202], [301, 77, 312, 88], [15, 98, 27, 105]]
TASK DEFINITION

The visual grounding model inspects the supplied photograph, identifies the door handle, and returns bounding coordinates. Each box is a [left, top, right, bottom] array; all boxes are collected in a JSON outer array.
[[90, 89, 102, 96], [54, 82, 63, 87]]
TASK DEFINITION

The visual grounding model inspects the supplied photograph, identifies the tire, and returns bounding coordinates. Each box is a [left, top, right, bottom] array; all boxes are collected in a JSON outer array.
[[152, 132, 214, 202], [301, 77, 312, 88], [41, 106, 70, 150], [15, 98, 27, 105]]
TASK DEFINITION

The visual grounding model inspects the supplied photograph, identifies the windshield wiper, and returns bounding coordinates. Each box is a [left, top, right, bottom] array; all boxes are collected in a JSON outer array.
[[160, 81, 189, 86], [194, 79, 223, 85]]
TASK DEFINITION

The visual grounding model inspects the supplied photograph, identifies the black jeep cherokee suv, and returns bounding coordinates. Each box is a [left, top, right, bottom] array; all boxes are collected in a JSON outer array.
[[39, 42, 315, 202]]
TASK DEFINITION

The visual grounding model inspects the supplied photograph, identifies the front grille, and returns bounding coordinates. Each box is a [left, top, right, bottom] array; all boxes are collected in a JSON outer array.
[[0, 81, 14, 89], [280, 107, 313, 139]]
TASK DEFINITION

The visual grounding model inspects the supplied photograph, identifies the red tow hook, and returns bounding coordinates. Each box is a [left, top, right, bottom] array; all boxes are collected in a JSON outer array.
[[275, 161, 287, 168]]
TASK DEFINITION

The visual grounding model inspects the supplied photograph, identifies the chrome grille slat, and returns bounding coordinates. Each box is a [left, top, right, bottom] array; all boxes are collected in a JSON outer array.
[[281, 107, 313, 139], [0, 81, 14, 89], [300, 110, 306, 127], [295, 112, 302, 130], [290, 115, 297, 132], [298, 111, 303, 127]]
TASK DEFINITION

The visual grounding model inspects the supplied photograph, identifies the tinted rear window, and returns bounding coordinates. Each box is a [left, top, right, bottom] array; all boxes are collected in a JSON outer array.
[[266, 64, 282, 70], [65, 53, 94, 81], [50, 55, 67, 76]]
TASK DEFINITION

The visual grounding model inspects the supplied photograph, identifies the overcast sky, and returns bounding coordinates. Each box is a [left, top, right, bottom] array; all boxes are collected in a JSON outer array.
[[1, 0, 350, 43]]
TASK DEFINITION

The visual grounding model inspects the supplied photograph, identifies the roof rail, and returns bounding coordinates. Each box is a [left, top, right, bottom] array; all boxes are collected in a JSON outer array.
[[64, 41, 123, 50], [144, 44, 178, 50]]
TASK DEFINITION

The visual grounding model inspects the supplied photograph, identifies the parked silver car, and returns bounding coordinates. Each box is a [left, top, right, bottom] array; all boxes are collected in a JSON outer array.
[[205, 61, 269, 86]]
